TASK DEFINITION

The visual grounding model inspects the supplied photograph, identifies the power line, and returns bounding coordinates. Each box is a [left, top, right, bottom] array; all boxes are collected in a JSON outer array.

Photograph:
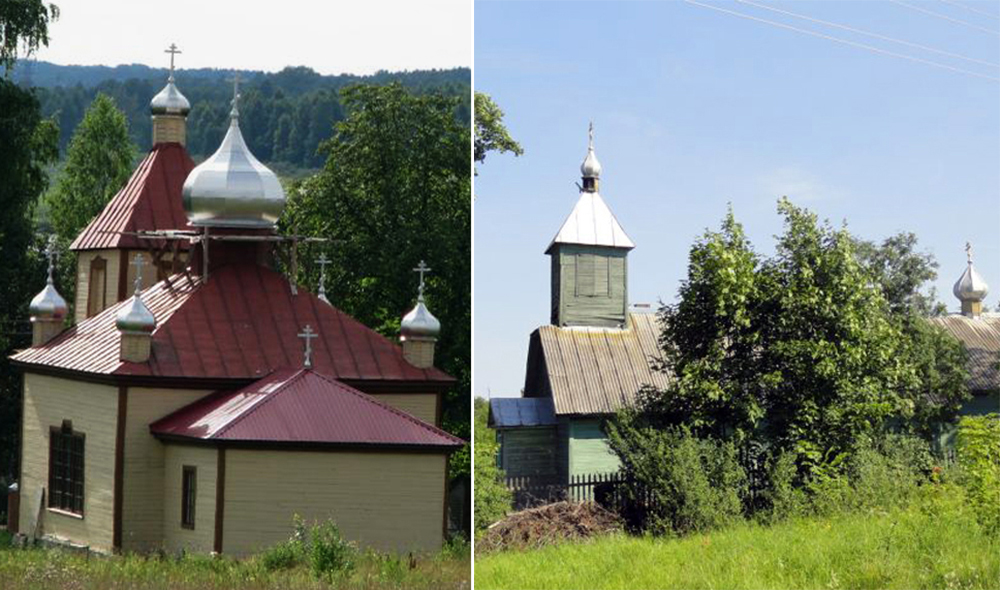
[[684, 0, 1000, 82], [937, 0, 1000, 21], [887, 0, 1000, 35], [735, 0, 999, 68]]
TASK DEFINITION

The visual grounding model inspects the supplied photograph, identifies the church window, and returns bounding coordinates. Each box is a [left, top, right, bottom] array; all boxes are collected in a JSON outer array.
[[48, 421, 85, 515], [87, 257, 108, 318], [181, 466, 197, 529]]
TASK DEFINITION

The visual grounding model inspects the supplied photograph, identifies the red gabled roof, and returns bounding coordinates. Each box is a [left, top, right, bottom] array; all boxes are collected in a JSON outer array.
[[71, 143, 195, 251], [149, 368, 463, 448], [11, 263, 454, 385]]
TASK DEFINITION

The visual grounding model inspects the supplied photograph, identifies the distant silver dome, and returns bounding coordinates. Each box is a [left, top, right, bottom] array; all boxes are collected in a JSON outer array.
[[116, 295, 156, 334], [182, 107, 285, 228], [581, 122, 602, 178], [150, 77, 191, 116], [401, 299, 440, 340], [29, 283, 68, 321]]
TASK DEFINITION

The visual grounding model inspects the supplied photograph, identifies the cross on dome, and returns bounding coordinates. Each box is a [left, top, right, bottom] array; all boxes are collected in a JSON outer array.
[[316, 253, 331, 304], [966, 241, 974, 264], [227, 72, 242, 117], [44, 235, 58, 284], [413, 260, 431, 300], [165, 43, 181, 80], [130, 253, 147, 296], [297, 324, 318, 368]]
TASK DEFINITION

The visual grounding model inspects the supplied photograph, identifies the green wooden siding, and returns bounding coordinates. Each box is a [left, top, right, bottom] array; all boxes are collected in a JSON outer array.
[[568, 418, 620, 477], [550, 244, 628, 328], [498, 427, 558, 479]]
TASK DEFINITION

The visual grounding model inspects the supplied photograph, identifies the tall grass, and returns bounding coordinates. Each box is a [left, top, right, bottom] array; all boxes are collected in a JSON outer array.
[[475, 483, 999, 590]]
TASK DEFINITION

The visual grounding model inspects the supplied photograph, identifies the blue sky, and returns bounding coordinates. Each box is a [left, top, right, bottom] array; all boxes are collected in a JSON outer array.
[[473, 0, 1000, 398]]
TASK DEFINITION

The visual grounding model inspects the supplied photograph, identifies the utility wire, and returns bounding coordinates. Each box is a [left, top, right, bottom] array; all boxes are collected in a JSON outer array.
[[887, 0, 1000, 35], [938, 0, 1000, 21], [735, 0, 999, 68], [684, 0, 1000, 81]]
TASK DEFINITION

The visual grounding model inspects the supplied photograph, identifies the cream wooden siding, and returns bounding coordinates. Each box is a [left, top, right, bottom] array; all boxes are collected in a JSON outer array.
[[163, 445, 217, 554], [74, 249, 122, 323], [224, 450, 445, 556], [370, 393, 438, 426], [19, 373, 117, 553], [121, 387, 212, 553]]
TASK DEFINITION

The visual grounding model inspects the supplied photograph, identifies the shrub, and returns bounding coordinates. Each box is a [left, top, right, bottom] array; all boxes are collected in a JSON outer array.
[[309, 519, 357, 579], [607, 421, 747, 536], [259, 538, 305, 571], [760, 451, 807, 523], [957, 414, 1000, 534], [474, 398, 512, 532]]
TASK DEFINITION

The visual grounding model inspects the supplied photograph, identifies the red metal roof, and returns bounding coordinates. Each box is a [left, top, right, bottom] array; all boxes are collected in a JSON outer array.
[[70, 143, 195, 251], [11, 263, 453, 385], [149, 368, 463, 448]]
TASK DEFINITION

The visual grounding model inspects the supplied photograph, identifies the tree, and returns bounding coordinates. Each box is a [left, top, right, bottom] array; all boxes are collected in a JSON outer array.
[[282, 82, 471, 472], [473, 397, 511, 531], [474, 92, 522, 172], [0, 79, 59, 482], [0, 0, 58, 73], [47, 93, 137, 239], [853, 232, 945, 316], [613, 199, 969, 477]]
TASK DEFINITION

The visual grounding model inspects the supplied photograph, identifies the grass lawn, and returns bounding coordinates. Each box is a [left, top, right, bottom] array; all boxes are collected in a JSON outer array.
[[0, 531, 470, 590], [475, 487, 1000, 590]]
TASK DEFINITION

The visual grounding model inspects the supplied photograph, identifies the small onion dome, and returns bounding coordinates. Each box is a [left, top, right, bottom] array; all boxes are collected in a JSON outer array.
[[954, 258, 989, 302], [116, 294, 156, 334], [182, 111, 285, 228], [400, 299, 440, 341], [580, 122, 602, 179], [150, 77, 191, 116], [29, 282, 68, 321]]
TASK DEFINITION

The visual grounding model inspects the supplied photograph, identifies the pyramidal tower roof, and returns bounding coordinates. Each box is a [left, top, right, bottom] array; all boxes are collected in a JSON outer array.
[[546, 123, 634, 254]]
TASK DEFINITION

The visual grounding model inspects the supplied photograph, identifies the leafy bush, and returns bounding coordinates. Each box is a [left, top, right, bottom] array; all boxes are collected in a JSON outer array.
[[259, 538, 305, 571], [607, 420, 747, 536], [760, 451, 807, 523], [957, 414, 1000, 534], [309, 519, 357, 579], [474, 398, 512, 532]]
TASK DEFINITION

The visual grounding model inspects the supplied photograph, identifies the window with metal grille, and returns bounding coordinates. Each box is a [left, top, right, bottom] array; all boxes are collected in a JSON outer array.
[[48, 421, 84, 515], [181, 466, 196, 529]]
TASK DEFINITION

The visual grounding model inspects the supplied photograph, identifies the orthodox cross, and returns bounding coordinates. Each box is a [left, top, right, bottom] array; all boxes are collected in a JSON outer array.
[[413, 260, 431, 300], [227, 72, 242, 115], [588, 121, 594, 150], [44, 236, 58, 284], [297, 324, 317, 368], [164, 43, 181, 79], [966, 241, 974, 264], [316, 253, 331, 303], [130, 253, 147, 296]]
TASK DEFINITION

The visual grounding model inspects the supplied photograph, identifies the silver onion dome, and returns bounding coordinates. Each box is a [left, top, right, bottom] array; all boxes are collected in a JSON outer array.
[[117, 255, 156, 334], [150, 77, 191, 116], [401, 299, 441, 340], [30, 241, 68, 321], [954, 242, 989, 302], [182, 87, 285, 228], [580, 122, 602, 178]]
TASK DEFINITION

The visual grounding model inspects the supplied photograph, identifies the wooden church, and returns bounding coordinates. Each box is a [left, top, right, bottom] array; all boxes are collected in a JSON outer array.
[[9, 49, 462, 556], [490, 126, 1000, 497]]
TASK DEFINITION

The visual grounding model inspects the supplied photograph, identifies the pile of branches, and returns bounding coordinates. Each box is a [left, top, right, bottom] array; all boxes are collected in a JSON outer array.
[[477, 501, 622, 554]]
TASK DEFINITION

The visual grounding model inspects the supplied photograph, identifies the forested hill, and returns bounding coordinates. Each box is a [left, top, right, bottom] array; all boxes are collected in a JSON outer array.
[[14, 62, 470, 169]]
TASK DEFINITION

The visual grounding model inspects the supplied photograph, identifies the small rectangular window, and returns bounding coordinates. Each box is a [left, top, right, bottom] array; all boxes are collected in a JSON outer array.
[[48, 421, 85, 515], [181, 466, 197, 529]]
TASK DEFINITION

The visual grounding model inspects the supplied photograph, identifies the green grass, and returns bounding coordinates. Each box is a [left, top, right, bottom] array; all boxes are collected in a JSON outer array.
[[475, 485, 1000, 590], [0, 534, 470, 590]]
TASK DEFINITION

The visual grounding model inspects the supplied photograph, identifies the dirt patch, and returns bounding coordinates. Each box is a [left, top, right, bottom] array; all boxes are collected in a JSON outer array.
[[477, 501, 622, 554]]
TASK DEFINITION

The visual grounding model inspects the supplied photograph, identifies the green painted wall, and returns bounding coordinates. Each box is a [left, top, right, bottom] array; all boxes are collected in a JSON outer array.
[[568, 419, 620, 478], [498, 427, 558, 479], [550, 244, 628, 328]]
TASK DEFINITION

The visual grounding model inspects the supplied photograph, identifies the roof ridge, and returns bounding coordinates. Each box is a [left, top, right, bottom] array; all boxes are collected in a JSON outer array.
[[210, 368, 302, 439], [309, 369, 464, 443]]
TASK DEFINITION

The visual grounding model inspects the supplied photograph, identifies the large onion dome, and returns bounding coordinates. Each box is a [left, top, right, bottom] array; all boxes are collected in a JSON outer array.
[[29, 278, 68, 321], [182, 88, 285, 228], [117, 256, 156, 334], [401, 299, 441, 341], [580, 122, 602, 179], [150, 76, 190, 116]]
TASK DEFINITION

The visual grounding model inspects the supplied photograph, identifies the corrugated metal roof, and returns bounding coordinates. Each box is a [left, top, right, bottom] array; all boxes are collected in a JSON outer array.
[[528, 312, 669, 415], [150, 368, 463, 447], [11, 263, 453, 385], [70, 143, 195, 251], [488, 397, 557, 428], [929, 313, 1000, 392], [545, 192, 634, 254]]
